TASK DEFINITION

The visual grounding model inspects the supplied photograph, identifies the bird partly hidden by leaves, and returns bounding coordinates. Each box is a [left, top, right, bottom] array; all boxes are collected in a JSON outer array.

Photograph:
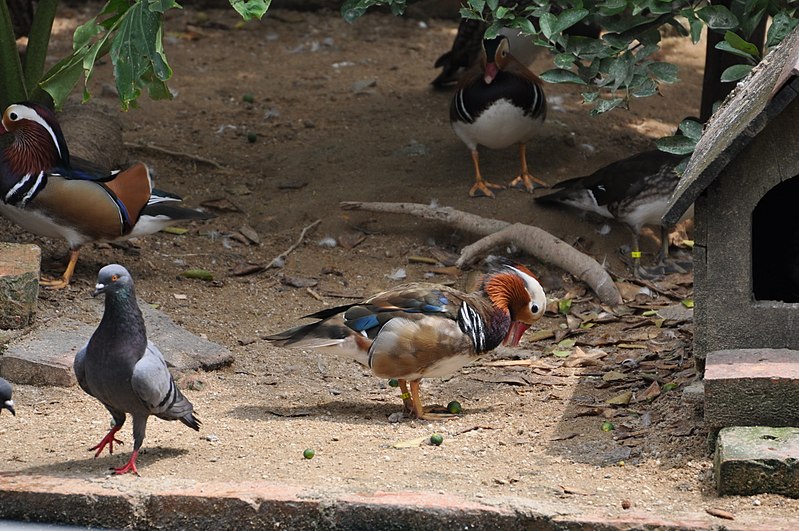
[[74, 264, 200, 475], [0, 376, 15, 416], [267, 262, 546, 420], [0, 102, 214, 289], [534, 122, 697, 277], [451, 35, 549, 198]]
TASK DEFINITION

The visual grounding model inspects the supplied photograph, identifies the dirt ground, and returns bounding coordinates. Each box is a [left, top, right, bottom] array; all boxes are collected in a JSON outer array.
[[1, 2, 797, 528]]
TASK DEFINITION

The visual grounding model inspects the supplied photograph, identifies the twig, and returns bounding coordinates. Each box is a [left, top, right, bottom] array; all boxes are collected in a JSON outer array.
[[124, 141, 226, 170], [267, 219, 322, 269], [341, 201, 622, 306]]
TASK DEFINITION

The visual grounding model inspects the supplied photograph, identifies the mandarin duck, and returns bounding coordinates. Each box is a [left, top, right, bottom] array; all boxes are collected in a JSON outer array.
[[535, 143, 693, 275], [267, 262, 546, 420], [451, 35, 548, 198], [433, 4, 600, 88], [74, 264, 200, 475], [0, 377, 14, 416], [0, 102, 213, 288]]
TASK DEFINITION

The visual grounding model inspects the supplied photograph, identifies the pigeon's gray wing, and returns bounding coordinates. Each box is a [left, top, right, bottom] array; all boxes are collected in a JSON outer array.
[[73, 343, 94, 398], [131, 342, 198, 427]]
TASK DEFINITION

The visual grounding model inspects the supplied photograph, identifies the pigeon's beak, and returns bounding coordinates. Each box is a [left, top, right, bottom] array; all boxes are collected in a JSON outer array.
[[92, 283, 106, 297], [4, 400, 14, 416]]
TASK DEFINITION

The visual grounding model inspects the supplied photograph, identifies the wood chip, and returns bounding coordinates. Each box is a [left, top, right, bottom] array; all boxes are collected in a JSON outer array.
[[706, 508, 735, 520]]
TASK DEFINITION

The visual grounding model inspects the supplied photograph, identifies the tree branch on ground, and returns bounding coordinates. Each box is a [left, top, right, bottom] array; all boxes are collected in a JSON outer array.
[[340, 201, 622, 306]]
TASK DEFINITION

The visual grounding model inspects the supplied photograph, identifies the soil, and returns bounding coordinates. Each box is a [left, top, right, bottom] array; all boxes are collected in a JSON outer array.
[[1, 2, 797, 528]]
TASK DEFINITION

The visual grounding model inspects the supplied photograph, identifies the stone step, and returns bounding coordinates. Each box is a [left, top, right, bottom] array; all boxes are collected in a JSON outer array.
[[704, 348, 799, 428], [715, 426, 799, 497]]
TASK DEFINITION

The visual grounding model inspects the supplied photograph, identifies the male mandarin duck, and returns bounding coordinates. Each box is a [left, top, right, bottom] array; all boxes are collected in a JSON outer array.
[[0, 102, 213, 288], [535, 144, 693, 275], [451, 35, 549, 198], [267, 262, 546, 420]]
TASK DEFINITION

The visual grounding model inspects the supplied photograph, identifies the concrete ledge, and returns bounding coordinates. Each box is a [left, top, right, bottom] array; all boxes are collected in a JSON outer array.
[[704, 349, 799, 428], [715, 426, 799, 498], [0, 474, 788, 530]]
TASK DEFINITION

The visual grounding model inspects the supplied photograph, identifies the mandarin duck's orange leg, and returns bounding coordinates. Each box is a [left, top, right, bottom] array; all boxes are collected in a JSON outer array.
[[468, 149, 505, 198], [509, 143, 549, 192], [409, 380, 456, 420], [40, 249, 80, 289], [398, 379, 415, 415]]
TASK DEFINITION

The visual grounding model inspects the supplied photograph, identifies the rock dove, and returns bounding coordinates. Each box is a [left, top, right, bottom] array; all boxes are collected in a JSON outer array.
[[267, 262, 546, 420], [74, 264, 200, 475], [0, 102, 214, 288], [0, 377, 15, 416]]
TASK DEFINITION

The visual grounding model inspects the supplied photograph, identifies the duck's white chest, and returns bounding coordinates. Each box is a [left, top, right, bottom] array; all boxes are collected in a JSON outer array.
[[453, 99, 541, 150]]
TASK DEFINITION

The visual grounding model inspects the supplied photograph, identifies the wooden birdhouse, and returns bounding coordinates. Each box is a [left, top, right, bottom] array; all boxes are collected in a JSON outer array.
[[663, 26, 799, 497]]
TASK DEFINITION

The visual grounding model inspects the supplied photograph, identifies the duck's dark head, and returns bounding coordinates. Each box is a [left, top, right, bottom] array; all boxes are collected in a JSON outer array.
[[1, 102, 70, 174], [481, 35, 511, 85]]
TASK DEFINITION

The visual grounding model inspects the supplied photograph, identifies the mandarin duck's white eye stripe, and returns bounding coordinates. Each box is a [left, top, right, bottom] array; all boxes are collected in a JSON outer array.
[[7, 104, 65, 160]]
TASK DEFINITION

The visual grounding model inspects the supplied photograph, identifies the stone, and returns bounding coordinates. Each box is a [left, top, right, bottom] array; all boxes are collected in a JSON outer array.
[[0, 242, 40, 329], [704, 348, 799, 428], [715, 426, 799, 498], [0, 306, 234, 387]]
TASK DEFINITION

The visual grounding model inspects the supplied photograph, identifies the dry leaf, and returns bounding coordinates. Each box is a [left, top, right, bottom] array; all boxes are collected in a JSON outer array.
[[393, 435, 430, 449], [338, 231, 366, 249], [602, 371, 627, 382], [200, 197, 243, 213], [606, 391, 633, 405], [706, 508, 735, 520], [637, 380, 661, 401]]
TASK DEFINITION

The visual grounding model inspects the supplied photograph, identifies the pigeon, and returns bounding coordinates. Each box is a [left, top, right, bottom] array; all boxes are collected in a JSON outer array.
[[0, 377, 15, 416], [74, 264, 200, 475]]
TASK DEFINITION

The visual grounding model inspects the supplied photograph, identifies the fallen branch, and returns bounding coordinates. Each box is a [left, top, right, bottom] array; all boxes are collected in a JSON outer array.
[[267, 219, 322, 269], [341, 201, 622, 306], [124, 141, 226, 170]]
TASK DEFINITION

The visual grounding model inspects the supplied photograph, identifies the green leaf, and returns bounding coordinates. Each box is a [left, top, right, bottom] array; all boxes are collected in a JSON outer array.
[[678, 118, 704, 142], [655, 135, 696, 155], [554, 53, 575, 69], [647, 62, 679, 84], [590, 97, 624, 115], [597, 0, 626, 17], [539, 12, 556, 40], [581, 91, 599, 104], [720, 31, 760, 60], [554, 8, 588, 34], [681, 299, 695, 309], [540, 68, 586, 85], [767, 11, 799, 48], [558, 298, 572, 315], [110, 1, 174, 110], [720, 64, 752, 82], [631, 78, 658, 98], [697, 5, 739, 31], [229, 0, 270, 20]]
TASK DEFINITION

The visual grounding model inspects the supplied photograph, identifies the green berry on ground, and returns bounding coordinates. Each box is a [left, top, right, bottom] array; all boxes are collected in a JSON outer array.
[[303, 448, 315, 459], [388, 378, 400, 387], [242, 93, 255, 103], [446, 400, 462, 414], [247, 132, 257, 143], [430, 433, 443, 446]]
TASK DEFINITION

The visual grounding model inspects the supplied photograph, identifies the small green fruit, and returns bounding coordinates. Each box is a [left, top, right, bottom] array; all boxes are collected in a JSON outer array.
[[303, 448, 315, 459], [601, 421, 615, 432], [388, 378, 400, 388], [247, 132, 257, 143], [446, 401, 462, 414], [242, 93, 255, 103], [430, 433, 444, 446]]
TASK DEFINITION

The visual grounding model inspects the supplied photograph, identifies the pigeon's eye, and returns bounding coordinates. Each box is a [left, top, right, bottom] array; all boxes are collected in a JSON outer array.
[[111, 274, 119, 282], [8, 112, 17, 121]]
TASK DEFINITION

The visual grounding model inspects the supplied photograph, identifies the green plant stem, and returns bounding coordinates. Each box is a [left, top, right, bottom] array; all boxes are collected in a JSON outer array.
[[0, 0, 28, 109], [23, 0, 59, 104]]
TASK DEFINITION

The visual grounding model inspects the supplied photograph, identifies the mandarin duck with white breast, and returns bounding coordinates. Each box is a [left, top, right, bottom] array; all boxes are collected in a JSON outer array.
[[451, 35, 549, 198], [267, 262, 546, 420], [0, 102, 213, 288]]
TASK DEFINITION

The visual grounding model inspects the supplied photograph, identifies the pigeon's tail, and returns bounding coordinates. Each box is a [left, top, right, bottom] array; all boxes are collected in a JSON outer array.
[[180, 411, 201, 431]]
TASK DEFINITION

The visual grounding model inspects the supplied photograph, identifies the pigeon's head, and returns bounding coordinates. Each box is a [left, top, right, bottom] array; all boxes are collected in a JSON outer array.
[[93, 264, 134, 298]]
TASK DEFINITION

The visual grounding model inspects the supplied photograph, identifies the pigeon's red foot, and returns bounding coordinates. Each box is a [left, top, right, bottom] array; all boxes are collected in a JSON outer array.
[[90, 425, 124, 458], [113, 450, 140, 476]]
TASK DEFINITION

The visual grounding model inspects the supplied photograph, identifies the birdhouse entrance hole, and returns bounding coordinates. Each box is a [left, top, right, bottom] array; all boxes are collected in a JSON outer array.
[[752, 175, 799, 302]]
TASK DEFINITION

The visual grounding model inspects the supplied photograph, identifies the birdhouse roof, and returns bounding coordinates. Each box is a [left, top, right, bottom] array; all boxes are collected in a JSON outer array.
[[663, 26, 799, 226]]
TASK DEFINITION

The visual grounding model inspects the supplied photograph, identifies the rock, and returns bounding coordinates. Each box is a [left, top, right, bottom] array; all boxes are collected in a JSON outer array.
[[0, 305, 234, 387], [715, 426, 799, 497], [704, 348, 799, 428], [0, 242, 40, 329]]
